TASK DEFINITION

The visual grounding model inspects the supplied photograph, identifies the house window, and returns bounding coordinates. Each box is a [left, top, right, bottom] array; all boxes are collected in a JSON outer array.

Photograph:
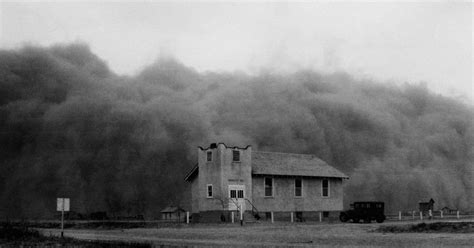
[[232, 150, 240, 162], [207, 184, 213, 198], [322, 179, 329, 197], [264, 177, 273, 197], [207, 151, 212, 161], [229, 189, 244, 199], [295, 178, 302, 197], [323, 211, 329, 218]]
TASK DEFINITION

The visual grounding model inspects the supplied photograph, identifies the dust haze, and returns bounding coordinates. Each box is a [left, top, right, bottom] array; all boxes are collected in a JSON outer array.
[[0, 44, 472, 218]]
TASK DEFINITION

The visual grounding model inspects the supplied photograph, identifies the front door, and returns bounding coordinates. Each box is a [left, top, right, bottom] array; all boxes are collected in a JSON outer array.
[[228, 185, 245, 211]]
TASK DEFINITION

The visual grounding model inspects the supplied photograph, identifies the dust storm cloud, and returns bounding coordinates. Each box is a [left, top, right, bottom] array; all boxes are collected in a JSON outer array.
[[0, 44, 472, 218]]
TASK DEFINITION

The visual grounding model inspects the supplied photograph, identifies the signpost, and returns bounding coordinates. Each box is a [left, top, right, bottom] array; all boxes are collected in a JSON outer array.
[[57, 198, 70, 238]]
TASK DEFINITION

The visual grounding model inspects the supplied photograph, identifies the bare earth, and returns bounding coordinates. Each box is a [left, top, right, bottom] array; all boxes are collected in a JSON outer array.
[[40, 220, 474, 247]]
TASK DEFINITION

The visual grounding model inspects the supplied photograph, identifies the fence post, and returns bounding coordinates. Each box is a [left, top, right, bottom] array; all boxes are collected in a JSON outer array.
[[412, 211, 415, 220], [398, 211, 402, 221], [440, 210, 443, 219], [319, 212, 322, 222], [428, 210, 432, 220], [240, 206, 243, 226], [290, 212, 293, 223], [420, 211, 423, 220], [457, 211, 460, 219], [271, 212, 274, 223], [186, 211, 189, 224], [231, 212, 234, 223]]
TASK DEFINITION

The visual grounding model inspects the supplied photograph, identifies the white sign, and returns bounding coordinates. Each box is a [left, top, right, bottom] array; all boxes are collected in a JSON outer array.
[[57, 198, 70, 212]]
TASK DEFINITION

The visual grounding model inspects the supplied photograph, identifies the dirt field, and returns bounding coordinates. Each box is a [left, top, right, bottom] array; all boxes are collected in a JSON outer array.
[[40, 220, 474, 247]]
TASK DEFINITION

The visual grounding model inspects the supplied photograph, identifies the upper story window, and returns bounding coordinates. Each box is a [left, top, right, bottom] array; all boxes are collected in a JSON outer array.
[[207, 151, 212, 162], [264, 177, 273, 197], [232, 150, 240, 162], [207, 184, 213, 198], [295, 178, 302, 197], [322, 179, 329, 197]]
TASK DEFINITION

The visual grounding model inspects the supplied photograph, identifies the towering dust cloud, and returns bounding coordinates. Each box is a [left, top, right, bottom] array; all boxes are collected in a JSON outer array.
[[0, 44, 472, 218]]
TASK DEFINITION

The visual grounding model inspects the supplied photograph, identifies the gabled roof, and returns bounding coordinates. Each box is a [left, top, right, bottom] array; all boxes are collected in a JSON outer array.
[[160, 206, 185, 213], [418, 198, 435, 204], [251, 151, 348, 179]]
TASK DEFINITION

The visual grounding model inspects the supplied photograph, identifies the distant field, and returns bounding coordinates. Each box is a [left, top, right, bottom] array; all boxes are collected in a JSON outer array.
[[38, 219, 474, 247]]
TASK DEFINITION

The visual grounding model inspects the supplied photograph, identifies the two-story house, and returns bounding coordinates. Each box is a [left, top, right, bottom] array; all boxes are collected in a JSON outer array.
[[184, 143, 348, 222]]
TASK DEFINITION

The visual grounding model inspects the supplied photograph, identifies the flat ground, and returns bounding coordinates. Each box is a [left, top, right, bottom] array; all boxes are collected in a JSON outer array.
[[40, 220, 474, 247]]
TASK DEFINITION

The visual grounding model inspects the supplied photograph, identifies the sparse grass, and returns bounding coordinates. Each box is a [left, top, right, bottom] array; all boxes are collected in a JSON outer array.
[[0, 220, 186, 230], [0, 222, 152, 247], [377, 222, 474, 233], [5, 220, 474, 247], [38, 221, 474, 247]]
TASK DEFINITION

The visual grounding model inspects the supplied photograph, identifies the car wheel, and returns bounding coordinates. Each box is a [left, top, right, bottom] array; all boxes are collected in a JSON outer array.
[[339, 214, 349, 222]]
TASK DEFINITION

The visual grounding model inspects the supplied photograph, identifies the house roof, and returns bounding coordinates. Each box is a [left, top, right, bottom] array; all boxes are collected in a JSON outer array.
[[418, 198, 435, 204], [160, 206, 185, 213], [441, 206, 457, 210], [251, 151, 348, 178]]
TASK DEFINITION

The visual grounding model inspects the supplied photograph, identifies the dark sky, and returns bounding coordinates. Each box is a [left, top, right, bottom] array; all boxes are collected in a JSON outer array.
[[2, 2, 472, 103]]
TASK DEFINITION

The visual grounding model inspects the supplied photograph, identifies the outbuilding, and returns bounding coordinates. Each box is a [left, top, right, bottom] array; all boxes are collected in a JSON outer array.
[[160, 206, 186, 221], [441, 206, 458, 214], [419, 198, 435, 214]]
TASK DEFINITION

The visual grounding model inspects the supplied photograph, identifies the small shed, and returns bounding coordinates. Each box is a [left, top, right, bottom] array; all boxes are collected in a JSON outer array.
[[441, 206, 458, 214], [419, 198, 435, 213], [160, 206, 186, 221]]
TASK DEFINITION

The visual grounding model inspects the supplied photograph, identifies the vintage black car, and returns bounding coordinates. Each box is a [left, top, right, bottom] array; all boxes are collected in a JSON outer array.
[[339, 202, 386, 223]]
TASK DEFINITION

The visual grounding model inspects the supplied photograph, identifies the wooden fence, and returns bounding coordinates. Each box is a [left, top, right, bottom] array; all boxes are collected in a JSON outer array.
[[385, 210, 474, 221]]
